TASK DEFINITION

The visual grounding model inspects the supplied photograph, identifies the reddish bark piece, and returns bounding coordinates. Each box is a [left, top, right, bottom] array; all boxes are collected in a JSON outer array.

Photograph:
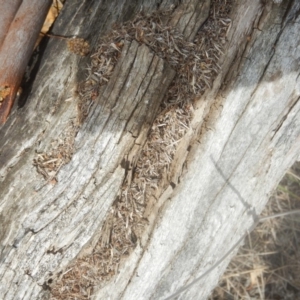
[[0, 0, 52, 124], [0, 0, 22, 46]]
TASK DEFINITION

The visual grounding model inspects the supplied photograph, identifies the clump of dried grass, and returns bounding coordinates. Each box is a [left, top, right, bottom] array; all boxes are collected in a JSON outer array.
[[50, 1, 232, 299], [209, 162, 300, 300], [67, 38, 90, 56]]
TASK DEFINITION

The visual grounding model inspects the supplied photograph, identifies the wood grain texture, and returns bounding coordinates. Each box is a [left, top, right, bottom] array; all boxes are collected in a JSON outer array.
[[0, 0, 176, 298], [0, 0, 299, 299], [0, 39, 174, 299], [169, 0, 211, 41], [94, 1, 300, 299]]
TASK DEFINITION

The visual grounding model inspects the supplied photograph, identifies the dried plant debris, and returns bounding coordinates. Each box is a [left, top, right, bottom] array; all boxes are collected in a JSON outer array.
[[67, 38, 90, 56], [0, 85, 11, 105], [210, 162, 300, 300], [78, 0, 231, 120], [51, 1, 232, 299], [34, 121, 78, 183]]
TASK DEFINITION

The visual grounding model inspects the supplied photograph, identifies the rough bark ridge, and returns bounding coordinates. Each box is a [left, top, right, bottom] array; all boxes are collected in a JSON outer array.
[[0, 0, 299, 299]]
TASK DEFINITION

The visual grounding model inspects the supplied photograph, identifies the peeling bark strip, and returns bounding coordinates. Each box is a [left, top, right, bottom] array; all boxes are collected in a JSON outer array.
[[0, 0, 52, 123]]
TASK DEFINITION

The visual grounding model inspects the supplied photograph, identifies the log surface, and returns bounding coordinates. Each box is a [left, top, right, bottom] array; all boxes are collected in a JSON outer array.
[[0, 0, 299, 299], [93, 1, 300, 299]]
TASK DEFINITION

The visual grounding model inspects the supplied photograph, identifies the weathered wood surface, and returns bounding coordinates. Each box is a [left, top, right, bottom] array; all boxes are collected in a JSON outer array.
[[0, 0, 299, 299], [0, 0, 177, 298], [95, 1, 300, 299]]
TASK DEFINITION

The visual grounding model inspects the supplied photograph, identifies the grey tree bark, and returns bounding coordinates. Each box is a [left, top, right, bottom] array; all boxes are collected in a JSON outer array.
[[0, 0, 299, 299]]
